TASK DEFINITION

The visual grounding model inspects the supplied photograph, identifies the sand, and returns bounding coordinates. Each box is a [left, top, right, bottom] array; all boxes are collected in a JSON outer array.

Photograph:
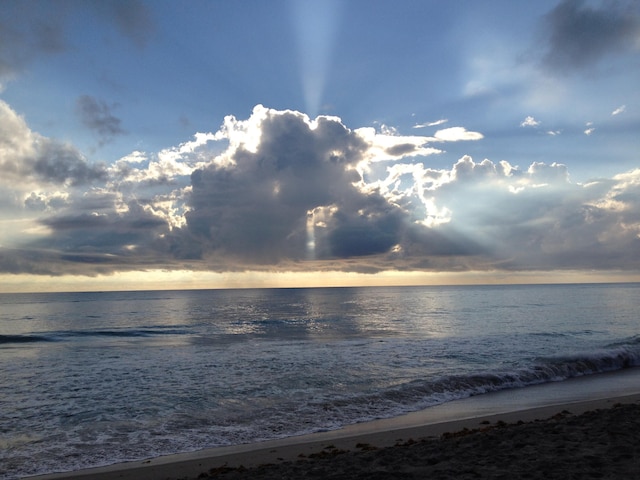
[[28, 371, 640, 480], [205, 399, 640, 480]]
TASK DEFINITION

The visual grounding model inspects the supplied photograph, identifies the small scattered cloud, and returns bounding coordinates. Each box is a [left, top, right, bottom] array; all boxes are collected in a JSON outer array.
[[433, 126, 484, 142], [546, 130, 562, 136], [413, 119, 449, 129], [541, 0, 640, 72], [611, 105, 626, 116], [584, 121, 595, 135], [76, 95, 126, 144], [520, 116, 541, 128]]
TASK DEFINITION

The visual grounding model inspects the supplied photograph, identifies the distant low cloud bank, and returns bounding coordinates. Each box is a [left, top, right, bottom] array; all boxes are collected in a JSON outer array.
[[1, 103, 639, 276]]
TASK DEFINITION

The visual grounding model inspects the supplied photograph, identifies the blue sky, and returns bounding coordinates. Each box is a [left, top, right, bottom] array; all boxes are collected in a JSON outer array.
[[1, 0, 639, 291]]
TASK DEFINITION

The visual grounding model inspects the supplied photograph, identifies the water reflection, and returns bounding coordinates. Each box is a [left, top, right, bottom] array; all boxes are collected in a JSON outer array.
[[180, 286, 462, 343]]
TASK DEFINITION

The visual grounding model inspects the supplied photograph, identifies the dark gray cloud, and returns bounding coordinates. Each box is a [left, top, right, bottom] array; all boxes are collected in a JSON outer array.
[[76, 95, 126, 143], [0, 247, 134, 276], [33, 140, 107, 185], [541, 0, 640, 71], [31, 200, 171, 264]]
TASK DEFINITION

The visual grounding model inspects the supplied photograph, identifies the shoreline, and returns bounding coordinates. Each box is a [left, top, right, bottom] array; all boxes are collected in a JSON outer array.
[[27, 367, 640, 480]]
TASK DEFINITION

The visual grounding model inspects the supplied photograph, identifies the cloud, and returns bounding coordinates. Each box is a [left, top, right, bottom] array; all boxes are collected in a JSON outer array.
[[0, 3, 66, 78], [413, 119, 449, 129], [520, 116, 541, 128], [433, 127, 484, 142], [0, 100, 106, 187], [24, 191, 69, 212], [0, 1, 154, 80], [76, 95, 126, 143], [391, 157, 640, 272], [97, 0, 155, 48], [541, 0, 640, 72], [184, 106, 403, 264], [611, 105, 626, 116], [1, 104, 639, 276]]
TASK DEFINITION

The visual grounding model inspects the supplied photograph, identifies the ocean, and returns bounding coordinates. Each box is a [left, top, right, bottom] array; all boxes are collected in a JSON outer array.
[[1, 283, 639, 478]]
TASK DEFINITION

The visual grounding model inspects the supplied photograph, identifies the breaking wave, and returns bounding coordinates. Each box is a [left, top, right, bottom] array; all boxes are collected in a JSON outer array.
[[312, 336, 640, 420]]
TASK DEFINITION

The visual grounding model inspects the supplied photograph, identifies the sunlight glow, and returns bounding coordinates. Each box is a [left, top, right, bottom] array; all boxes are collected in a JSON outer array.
[[306, 209, 316, 259], [1, 269, 638, 293], [291, 0, 342, 116]]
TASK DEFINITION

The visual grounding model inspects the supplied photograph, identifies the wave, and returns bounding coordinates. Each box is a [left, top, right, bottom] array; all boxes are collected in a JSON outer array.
[[314, 337, 640, 418], [0, 327, 190, 345], [0, 334, 54, 344]]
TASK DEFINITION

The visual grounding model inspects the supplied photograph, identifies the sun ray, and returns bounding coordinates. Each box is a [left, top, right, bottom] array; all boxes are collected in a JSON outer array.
[[290, 0, 342, 116]]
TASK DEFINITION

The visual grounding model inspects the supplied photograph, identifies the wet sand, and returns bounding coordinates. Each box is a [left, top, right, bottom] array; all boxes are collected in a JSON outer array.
[[30, 370, 640, 480]]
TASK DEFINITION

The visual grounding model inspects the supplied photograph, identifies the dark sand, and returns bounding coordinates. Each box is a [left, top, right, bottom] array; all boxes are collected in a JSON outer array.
[[199, 400, 640, 480]]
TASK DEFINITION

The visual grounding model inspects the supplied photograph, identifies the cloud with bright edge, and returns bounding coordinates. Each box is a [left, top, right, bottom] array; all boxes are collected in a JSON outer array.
[[1, 103, 640, 279]]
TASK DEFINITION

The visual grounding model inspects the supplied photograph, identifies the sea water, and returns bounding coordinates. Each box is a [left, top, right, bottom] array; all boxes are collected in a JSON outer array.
[[1, 283, 639, 478]]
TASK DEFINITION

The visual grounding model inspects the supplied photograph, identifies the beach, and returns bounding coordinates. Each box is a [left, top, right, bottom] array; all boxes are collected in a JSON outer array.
[[5, 285, 639, 478], [31, 370, 640, 480], [202, 398, 640, 480]]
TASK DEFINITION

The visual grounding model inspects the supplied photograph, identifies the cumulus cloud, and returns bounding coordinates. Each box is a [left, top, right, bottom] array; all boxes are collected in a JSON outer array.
[[1, 104, 639, 276], [385, 156, 640, 272], [184, 106, 404, 264], [541, 0, 640, 72]]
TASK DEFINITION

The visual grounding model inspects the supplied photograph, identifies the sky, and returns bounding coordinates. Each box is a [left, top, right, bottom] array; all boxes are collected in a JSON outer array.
[[1, 0, 639, 292]]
